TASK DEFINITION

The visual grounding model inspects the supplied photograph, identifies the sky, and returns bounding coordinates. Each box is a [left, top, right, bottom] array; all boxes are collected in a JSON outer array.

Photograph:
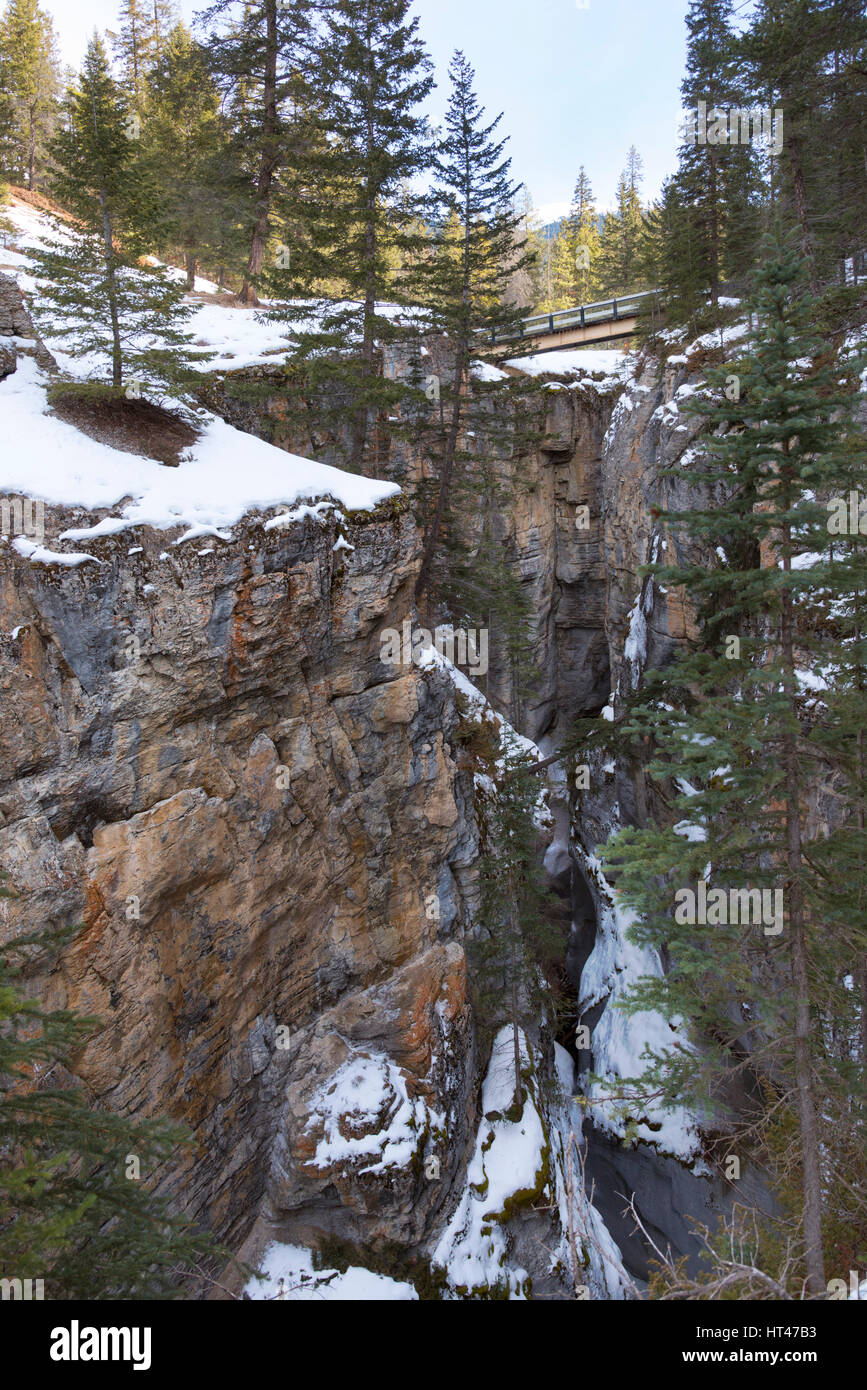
[[48, 0, 692, 217]]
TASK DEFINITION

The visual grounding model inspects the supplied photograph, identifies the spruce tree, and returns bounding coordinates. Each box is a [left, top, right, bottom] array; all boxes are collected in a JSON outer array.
[[566, 166, 601, 304], [109, 0, 178, 109], [142, 22, 240, 289], [596, 147, 647, 298], [742, 0, 867, 292], [200, 0, 315, 306], [602, 232, 867, 1295], [471, 753, 561, 1111], [33, 36, 193, 397], [0, 0, 61, 190], [412, 50, 531, 601], [542, 169, 601, 310], [660, 0, 763, 322], [265, 0, 434, 472]]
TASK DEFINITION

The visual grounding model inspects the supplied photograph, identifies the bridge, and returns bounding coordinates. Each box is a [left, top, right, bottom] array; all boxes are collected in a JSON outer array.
[[489, 289, 662, 353]]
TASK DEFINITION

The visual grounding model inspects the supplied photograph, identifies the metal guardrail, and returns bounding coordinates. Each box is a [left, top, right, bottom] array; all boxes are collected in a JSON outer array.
[[489, 289, 662, 344]]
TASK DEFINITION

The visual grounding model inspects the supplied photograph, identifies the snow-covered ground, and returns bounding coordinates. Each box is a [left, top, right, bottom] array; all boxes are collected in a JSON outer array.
[[0, 198, 401, 552], [0, 357, 399, 549], [506, 347, 634, 391], [244, 1243, 418, 1301]]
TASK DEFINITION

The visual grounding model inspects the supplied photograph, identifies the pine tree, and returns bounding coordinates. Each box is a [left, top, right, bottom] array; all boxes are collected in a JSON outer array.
[[109, 0, 178, 109], [0, 179, 15, 243], [0, 889, 226, 1298], [142, 22, 240, 289], [742, 0, 867, 292], [0, 0, 61, 190], [470, 753, 561, 1110], [412, 50, 531, 602], [603, 232, 867, 1295], [660, 0, 763, 322], [200, 0, 315, 306], [265, 0, 434, 471], [566, 166, 601, 303], [34, 36, 193, 396], [596, 147, 647, 297]]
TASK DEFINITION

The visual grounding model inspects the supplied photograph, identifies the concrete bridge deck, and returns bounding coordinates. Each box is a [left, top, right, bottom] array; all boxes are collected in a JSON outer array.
[[490, 290, 662, 353]]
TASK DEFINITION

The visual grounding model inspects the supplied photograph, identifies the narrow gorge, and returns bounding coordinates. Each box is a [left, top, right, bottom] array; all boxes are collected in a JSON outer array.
[[0, 265, 762, 1298]]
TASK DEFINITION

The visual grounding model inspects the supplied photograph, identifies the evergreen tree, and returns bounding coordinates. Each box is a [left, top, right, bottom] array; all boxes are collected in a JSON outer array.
[[34, 36, 193, 396], [265, 0, 434, 471], [742, 0, 867, 292], [659, 0, 763, 322], [566, 165, 601, 303], [142, 22, 241, 289], [470, 753, 561, 1110], [596, 147, 647, 297], [0, 0, 61, 190], [0, 179, 15, 243], [0, 889, 225, 1298], [603, 233, 867, 1295], [109, 0, 178, 109], [540, 168, 601, 310], [200, 0, 315, 306], [412, 50, 531, 602]]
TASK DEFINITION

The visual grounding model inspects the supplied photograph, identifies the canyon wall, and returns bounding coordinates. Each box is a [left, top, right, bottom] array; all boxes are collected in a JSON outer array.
[[1, 289, 742, 1294]]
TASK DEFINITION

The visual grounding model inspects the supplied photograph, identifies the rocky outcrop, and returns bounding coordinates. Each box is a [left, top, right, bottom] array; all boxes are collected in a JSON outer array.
[[0, 497, 479, 1255], [0, 324, 747, 1295], [0, 272, 56, 376]]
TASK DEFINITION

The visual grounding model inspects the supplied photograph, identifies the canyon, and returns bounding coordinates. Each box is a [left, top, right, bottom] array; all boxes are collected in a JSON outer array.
[[0, 270, 753, 1297]]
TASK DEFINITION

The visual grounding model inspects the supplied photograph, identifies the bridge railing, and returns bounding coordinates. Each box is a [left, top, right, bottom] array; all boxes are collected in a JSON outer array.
[[489, 289, 662, 345]]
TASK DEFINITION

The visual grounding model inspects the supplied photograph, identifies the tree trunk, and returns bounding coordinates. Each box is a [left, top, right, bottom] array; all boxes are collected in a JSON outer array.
[[98, 187, 123, 389], [510, 902, 522, 1113], [239, 0, 280, 307], [780, 512, 826, 1295], [786, 127, 819, 294], [414, 344, 466, 601], [185, 250, 197, 291], [27, 103, 36, 190], [415, 175, 473, 600]]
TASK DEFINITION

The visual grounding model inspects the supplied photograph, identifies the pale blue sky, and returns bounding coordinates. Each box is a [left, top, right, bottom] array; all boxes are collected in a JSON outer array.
[[50, 0, 694, 214]]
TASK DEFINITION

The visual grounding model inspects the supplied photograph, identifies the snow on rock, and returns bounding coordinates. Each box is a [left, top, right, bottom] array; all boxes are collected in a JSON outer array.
[[0, 358, 400, 543], [11, 536, 99, 568], [470, 359, 509, 383], [576, 851, 700, 1162], [417, 643, 544, 773], [507, 348, 634, 392], [432, 1027, 544, 1298], [244, 1243, 418, 1302], [303, 1050, 441, 1178]]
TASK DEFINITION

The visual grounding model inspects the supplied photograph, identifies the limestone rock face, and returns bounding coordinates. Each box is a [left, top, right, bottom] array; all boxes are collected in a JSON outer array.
[[0, 499, 478, 1252], [0, 335, 735, 1291]]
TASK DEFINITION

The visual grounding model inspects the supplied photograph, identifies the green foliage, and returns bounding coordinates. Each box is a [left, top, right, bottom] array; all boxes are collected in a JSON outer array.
[[0, 0, 61, 189], [33, 36, 195, 396], [602, 232, 867, 1287], [141, 22, 244, 288], [263, 0, 433, 470], [596, 147, 649, 298], [470, 751, 562, 1105]]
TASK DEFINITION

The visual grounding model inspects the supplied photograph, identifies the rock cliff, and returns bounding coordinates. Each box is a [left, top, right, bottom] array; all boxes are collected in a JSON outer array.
[[1, 270, 745, 1295]]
